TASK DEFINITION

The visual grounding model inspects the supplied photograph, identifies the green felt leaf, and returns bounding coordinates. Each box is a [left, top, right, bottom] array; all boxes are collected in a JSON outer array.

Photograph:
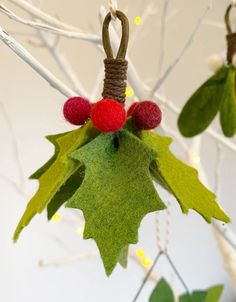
[[47, 165, 85, 220], [220, 65, 236, 137], [66, 130, 166, 275], [131, 127, 230, 223], [178, 66, 229, 137], [180, 285, 223, 302], [14, 121, 99, 241], [29, 132, 69, 180], [149, 278, 174, 302]]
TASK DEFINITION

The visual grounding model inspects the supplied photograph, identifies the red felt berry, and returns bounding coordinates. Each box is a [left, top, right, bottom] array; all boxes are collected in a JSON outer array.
[[91, 98, 126, 132], [127, 102, 139, 116], [132, 100, 162, 130], [63, 97, 91, 125]]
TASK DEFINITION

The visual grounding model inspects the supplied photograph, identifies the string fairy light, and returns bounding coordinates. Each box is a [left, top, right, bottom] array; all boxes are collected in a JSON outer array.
[[141, 257, 153, 267], [136, 248, 153, 267], [52, 213, 61, 222], [134, 16, 142, 25], [125, 86, 134, 97], [136, 248, 145, 257]]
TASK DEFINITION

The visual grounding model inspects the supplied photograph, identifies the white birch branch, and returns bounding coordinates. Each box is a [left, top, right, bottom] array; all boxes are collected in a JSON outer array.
[[7, 0, 80, 31], [37, 31, 88, 96], [187, 136, 236, 250], [129, 2, 158, 51], [0, 5, 101, 43], [0, 102, 25, 188], [151, 4, 210, 96], [158, 0, 170, 75], [0, 27, 76, 97], [26, 1, 88, 97], [0, 174, 28, 198]]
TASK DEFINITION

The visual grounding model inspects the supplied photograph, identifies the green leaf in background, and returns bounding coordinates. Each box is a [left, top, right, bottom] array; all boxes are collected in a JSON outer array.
[[205, 285, 224, 302], [139, 130, 230, 223], [149, 278, 223, 302], [178, 66, 229, 137], [149, 278, 174, 302], [180, 285, 224, 302], [220, 65, 236, 137], [180, 291, 207, 302], [14, 121, 99, 241], [66, 130, 166, 275]]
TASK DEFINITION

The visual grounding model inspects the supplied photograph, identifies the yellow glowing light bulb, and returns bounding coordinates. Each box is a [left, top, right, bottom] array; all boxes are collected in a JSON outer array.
[[125, 86, 134, 97], [52, 213, 61, 222], [141, 257, 153, 267], [136, 249, 145, 258], [134, 16, 142, 25]]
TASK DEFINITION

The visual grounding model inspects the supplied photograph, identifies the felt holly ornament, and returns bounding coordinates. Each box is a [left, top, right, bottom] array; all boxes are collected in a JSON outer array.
[[178, 4, 236, 138], [14, 10, 230, 276]]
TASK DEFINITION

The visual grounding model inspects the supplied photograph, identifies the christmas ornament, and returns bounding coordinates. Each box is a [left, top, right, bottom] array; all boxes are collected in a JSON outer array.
[[149, 279, 223, 302], [178, 4, 236, 138], [14, 10, 230, 276]]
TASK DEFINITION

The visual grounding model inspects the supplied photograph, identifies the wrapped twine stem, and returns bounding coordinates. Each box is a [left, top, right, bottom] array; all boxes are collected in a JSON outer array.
[[102, 10, 129, 103], [225, 4, 236, 63], [102, 58, 128, 103], [226, 33, 236, 63]]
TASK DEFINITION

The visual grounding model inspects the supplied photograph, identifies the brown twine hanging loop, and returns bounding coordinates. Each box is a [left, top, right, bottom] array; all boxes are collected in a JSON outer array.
[[225, 4, 236, 63], [102, 11, 129, 103]]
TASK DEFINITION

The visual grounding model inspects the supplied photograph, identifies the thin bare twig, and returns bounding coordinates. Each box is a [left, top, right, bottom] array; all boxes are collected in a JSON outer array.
[[158, 0, 171, 75], [0, 27, 76, 97], [151, 4, 210, 96], [7, 0, 80, 31], [30, 19, 88, 96], [0, 5, 101, 43], [0, 174, 28, 198], [0, 102, 25, 188]]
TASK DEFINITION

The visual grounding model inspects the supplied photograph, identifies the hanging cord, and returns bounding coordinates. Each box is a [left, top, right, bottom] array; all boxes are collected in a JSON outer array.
[[132, 198, 191, 301], [225, 3, 236, 63], [108, 0, 118, 19], [132, 251, 163, 302], [102, 10, 129, 103], [155, 199, 171, 252], [131, 249, 190, 302]]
